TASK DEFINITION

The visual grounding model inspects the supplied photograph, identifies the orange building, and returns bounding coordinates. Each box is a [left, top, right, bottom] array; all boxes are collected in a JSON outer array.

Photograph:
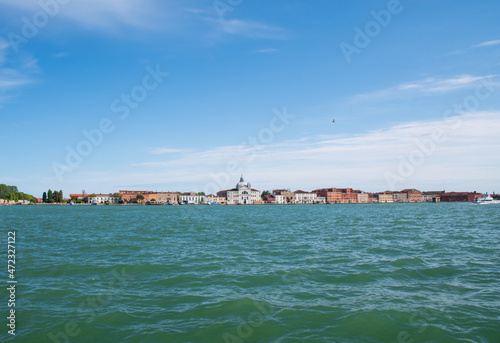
[[312, 188, 357, 203], [272, 189, 294, 203], [119, 190, 153, 203]]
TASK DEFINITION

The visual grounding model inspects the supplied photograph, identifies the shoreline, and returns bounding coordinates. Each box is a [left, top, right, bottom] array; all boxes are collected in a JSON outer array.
[[1, 201, 478, 206]]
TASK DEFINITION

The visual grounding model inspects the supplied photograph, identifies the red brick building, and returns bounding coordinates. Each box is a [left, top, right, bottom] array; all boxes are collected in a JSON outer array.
[[402, 189, 423, 202], [440, 192, 482, 202], [119, 190, 153, 203], [312, 188, 357, 203]]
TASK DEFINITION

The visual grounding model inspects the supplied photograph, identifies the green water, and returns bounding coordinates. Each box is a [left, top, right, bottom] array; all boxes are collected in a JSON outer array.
[[1, 203, 499, 343]]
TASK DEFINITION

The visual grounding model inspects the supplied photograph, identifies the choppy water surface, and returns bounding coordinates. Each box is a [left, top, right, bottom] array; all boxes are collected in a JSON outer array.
[[1, 203, 499, 343]]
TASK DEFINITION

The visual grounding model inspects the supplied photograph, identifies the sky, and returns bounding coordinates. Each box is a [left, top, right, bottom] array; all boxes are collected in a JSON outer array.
[[1, 0, 499, 197]]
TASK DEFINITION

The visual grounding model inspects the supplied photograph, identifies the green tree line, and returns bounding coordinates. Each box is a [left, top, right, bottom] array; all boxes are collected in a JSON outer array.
[[42, 189, 64, 203], [0, 184, 36, 203]]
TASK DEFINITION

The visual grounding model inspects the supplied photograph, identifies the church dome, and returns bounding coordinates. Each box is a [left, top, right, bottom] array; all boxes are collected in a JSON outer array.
[[236, 175, 249, 189]]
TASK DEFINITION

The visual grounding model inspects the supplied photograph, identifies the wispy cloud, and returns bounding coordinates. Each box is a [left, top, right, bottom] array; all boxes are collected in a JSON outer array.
[[350, 75, 497, 103], [0, 0, 166, 31], [213, 19, 287, 39], [128, 112, 500, 192], [0, 39, 37, 99], [150, 148, 191, 155], [0, 0, 287, 40], [472, 40, 500, 48]]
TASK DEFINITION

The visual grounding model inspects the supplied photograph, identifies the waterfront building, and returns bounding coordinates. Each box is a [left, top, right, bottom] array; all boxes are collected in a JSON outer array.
[[294, 190, 317, 204], [357, 192, 370, 203], [69, 194, 87, 201], [145, 192, 178, 204], [264, 194, 284, 204], [402, 189, 423, 202], [199, 195, 212, 204], [312, 188, 357, 203], [272, 189, 294, 203], [217, 176, 261, 205], [440, 192, 482, 202], [210, 196, 227, 205], [179, 192, 199, 204], [119, 190, 153, 203], [90, 194, 117, 204], [338, 188, 357, 203], [378, 192, 394, 203], [316, 196, 326, 204], [70, 193, 118, 203], [423, 191, 444, 202], [392, 192, 408, 203], [273, 194, 285, 204], [312, 189, 337, 203]]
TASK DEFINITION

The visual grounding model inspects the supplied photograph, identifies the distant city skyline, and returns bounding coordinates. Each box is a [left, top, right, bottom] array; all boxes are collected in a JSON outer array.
[[1, 0, 499, 195]]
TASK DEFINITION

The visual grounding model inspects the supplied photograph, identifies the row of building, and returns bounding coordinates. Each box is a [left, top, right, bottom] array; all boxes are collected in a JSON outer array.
[[0, 199, 32, 205], [67, 176, 484, 205]]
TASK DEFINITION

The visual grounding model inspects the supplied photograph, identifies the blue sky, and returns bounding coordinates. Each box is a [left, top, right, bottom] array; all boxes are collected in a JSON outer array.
[[1, 0, 500, 196]]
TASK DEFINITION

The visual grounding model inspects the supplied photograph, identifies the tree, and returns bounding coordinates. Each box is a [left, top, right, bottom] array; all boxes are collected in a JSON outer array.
[[42, 192, 47, 203], [136, 194, 145, 201], [198, 192, 205, 196], [47, 189, 53, 203], [261, 190, 271, 200], [0, 184, 35, 203], [113, 192, 121, 202], [59, 190, 63, 203]]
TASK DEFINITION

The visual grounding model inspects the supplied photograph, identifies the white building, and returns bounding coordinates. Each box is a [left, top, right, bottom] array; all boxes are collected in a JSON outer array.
[[218, 175, 261, 204], [294, 190, 317, 204], [273, 194, 284, 204], [199, 195, 214, 204], [179, 192, 199, 204], [90, 194, 117, 204]]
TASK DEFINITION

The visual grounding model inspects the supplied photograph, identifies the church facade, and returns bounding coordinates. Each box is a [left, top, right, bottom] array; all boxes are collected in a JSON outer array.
[[217, 176, 261, 204]]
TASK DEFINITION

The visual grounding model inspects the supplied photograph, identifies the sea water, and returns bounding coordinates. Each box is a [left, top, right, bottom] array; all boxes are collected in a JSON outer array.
[[1, 203, 499, 343]]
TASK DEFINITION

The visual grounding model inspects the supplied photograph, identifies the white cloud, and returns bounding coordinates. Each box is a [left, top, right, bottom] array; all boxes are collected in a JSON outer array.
[[210, 18, 287, 39], [126, 112, 500, 193], [350, 75, 498, 103], [0, 0, 165, 30], [0, 0, 286, 40], [150, 148, 191, 155], [0, 38, 37, 100], [472, 40, 500, 48]]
